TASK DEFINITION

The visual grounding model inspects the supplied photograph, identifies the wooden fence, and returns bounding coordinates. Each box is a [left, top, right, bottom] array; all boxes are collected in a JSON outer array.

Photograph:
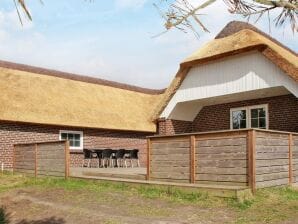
[[147, 129, 298, 192], [13, 141, 70, 178]]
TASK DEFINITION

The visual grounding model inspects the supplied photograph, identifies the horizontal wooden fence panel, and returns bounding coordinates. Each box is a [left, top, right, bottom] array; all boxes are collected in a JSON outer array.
[[148, 129, 297, 189], [36, 142, 66, 177], [14, 144, 35, 175], [150, 137, 190, 183], [195, 134, 248, 186], [13, 141, 69, 178], [293, 136, 298, 183], [255, 131, 290, 188]]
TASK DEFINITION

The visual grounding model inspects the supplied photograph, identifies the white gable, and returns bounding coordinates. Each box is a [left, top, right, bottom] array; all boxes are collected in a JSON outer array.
[[161, 51, 298, 120]]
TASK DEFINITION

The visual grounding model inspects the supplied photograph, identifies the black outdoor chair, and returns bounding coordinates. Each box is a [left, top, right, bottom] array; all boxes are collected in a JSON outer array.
[[94, 149, 103, 168], [125, 149, 140, 168], [112, 149, 126, 168], [82, 149, 98, 168], [101, 149, 113, 168]]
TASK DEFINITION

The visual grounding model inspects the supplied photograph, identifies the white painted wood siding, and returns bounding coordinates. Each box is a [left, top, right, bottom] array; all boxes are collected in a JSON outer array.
[[161, 51, 298, 118]]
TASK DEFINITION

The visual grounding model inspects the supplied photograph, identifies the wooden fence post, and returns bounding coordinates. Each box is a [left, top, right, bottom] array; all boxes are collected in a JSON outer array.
[[289, 133, 293, 185], [146, 138, 151, 181], [35, 144, 38, 178], [190, 135, 196, 184], [12, 145, 15, 175], [65, 141, 70, 179], [247, 130, 256, 193]]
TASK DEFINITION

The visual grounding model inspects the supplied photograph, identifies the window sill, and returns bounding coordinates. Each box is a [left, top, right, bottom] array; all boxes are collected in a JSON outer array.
[[70, 149, 83, 154]]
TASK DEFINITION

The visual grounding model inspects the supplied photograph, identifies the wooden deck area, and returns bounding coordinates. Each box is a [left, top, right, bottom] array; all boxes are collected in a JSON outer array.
[[70, 167, 147, 180], [70, 167, 250, 198]]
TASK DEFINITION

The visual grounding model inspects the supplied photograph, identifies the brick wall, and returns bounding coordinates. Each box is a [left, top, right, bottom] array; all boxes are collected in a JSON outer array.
[[157, 118, 192, 135], [158, 94, 298, 134], [0, 121, 149, 168]]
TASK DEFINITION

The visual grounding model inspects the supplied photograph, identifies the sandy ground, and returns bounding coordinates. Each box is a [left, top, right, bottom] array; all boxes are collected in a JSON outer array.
[[0, 187, 235, 224]]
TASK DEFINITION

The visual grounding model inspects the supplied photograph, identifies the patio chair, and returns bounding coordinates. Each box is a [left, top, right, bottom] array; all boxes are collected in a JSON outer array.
[[125, 149, 140, 168], [101, 149, 113, 168], [82, 149, 98, 168], [94, 149, 103, 168], [112, 149, 126, 168]]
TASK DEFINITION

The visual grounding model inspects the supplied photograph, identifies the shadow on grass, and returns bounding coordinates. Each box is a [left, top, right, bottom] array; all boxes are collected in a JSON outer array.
[[1, 206, 65, 224], [16, 217, 65, 224], [0, 207, 10, 224]]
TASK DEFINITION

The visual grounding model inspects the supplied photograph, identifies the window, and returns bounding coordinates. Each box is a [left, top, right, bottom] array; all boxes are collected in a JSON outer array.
[[230, 104, 268, 130], [59, 130, 83, 150]]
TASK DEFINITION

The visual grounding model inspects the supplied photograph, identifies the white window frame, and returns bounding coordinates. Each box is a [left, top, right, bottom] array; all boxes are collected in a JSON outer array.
[[59, 130, 83, 150], [230, 104, 269, 130]]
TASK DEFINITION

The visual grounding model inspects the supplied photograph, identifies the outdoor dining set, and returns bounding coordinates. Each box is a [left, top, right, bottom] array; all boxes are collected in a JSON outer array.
[[82, 148, 140, 168]]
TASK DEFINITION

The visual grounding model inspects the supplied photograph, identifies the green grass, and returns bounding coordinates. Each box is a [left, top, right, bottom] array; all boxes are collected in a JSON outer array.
[[0, 173, 213, 205], [1, 173, 298, 224]]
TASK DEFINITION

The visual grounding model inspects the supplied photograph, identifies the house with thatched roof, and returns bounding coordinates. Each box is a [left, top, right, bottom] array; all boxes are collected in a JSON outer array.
[[155, 21, 297, 135], [0, 21, 297, 169], [0, 61, 165, 167]]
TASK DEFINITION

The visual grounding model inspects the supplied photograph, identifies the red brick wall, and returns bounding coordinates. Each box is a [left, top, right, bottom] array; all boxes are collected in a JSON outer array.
[[0, 121, 149, 168], [158, 94, 298, 134], [157, 118, 192, 135]]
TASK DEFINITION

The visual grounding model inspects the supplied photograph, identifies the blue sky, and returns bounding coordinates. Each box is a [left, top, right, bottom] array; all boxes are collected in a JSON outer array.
[[0, 0, 297, 89]]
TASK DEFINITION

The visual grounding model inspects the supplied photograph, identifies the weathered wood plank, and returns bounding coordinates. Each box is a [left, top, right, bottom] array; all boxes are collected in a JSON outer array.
[[197, 159, 247, 168], [196, 174, 247, 182], [150, 178, 190, 183], [196, 145, 246, 154], [151, 166, 190, 173], [256, 152, 289, 160], [256, 159, 289, 167], [256, 145, 288, 153], [150, 160, 190, 167], [197, 167, 247, 175], [151, 154, 190, 161], [37, 170, 65, 177], [151, 172, 190, 180], [196, 180, 248, 186], [151, 141, 190, 148], [256, 172, 289, 182], [196, 138, 246, 147], [256, 178, 289, 188], [256, 138, 288, 146], [14, 168, 35, 173], [151, 148, 190, 155], [256, 165, 289, 174], [196, 152, 247, 160]]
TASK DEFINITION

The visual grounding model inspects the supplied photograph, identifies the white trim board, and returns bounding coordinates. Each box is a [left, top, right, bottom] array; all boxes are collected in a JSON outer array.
[[59, 130, 83, 150], [161, 51, 298, 121]]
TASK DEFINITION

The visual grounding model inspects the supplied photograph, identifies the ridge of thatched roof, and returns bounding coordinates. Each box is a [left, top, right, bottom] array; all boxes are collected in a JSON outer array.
[[0, 60, 165, 95], [153, 21, 298, 120], [0, 65, 165, 132], [215, 21, 297, 56]]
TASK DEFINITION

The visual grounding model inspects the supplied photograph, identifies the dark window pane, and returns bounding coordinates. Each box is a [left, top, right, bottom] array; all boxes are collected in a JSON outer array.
[[240, 119, 247, 128], [259, 108, 266, 117], [251, 109, 258, 118], [61, 133, 67, 140], [233, 120, 239, 129], [74, 134, 80, 140], [233, 110, 246, 120], [69, 140, 75, 147], [68, 133, 74, 140], [74, 140, 80, 147], [251, 118, 258, 128], [232, 110, 246, 129], [259, 118, 266, 128]]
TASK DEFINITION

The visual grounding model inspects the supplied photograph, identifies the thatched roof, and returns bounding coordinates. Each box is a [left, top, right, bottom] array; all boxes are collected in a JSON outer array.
[[153, 21, 298, 120], [0, 62, 165, 132]]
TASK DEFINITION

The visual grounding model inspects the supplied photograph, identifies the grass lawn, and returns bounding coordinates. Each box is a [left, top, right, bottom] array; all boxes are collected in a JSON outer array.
[[0, 173, 298, 224]]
